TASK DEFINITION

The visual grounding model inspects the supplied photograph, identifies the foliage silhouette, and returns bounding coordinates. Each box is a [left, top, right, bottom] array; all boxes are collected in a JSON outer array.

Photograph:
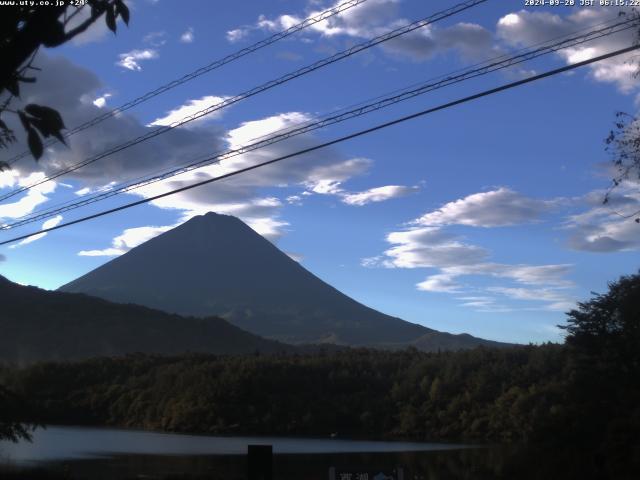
[[0, 0, 129, 167]]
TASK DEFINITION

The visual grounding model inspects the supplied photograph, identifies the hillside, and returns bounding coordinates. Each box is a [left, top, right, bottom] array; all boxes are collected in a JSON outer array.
[[0, 275, 290, 363]]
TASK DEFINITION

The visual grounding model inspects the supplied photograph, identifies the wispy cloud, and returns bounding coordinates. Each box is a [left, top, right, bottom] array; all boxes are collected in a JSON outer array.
[[497, 8, 640, 92], [0, 172, 58, 221], [92, 93, 112, 108], [232, 0, 495, 62], [147, 95, 230, 127], [180, 27, 195, 43], [9, 215, 63, 248], [363, 187, 578, 312], [143, 31, 167, 47], [413, 187, 558, 227], [342, 185, 420, 206], [564, 184, 640, 252], [226, 27, 250, 43], [116, 49, 159, 71], [79, 225, 173, 257]]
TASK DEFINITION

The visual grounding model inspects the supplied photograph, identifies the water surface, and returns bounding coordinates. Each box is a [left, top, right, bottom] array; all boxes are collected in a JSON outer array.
[[0, 425, 467, 463], [1, 426, 609, 480]]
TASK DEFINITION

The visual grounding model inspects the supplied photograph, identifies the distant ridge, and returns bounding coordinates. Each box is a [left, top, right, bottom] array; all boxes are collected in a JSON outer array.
[[0, 275, 290, 363], [60, 212, 509, 351]]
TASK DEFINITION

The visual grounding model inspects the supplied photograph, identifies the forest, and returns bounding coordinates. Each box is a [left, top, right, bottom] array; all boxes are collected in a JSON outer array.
[[0, 272, 638, 478]]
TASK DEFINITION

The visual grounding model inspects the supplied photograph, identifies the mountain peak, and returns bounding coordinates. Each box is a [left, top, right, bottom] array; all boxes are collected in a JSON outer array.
[[175, 211, 256, 237], [60, 214, 506, 350], [199, 211, 238, 222]]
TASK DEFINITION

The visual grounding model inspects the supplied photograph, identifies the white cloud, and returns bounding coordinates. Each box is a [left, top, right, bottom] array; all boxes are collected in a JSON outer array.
[[226, 28, 248, 43], [78, 225, 173, 257], [240, 0, 495, 63], [180, 27, 195, 43], [69, 109, 378, 245], [417, 273, 461, 293], [244, 216, 289, 241], [92, 93, 112, 108], [342, 185, 419, 206], [564, 183, 640, 252], [9, 215, 63, 248], [148, 95, 230, 127], [488, 286, 575, 312], [0, 169, 20, 189], [442, 263, 573, 287], [74, 182, 117, 197], [381, 21, 495, 63], [143, 31, 167, 47], [116, 49, 159, 71], [249, 0, 401, 39], [497, 8, 640, 92], [364, 189, 577, 312], [378, 227, 489, 269], [413, 187, 556, 227], [286, 252, 304, 262], [9, 54, 407, 250], [0, 54, 232, 189], [227, 112, 312, 146], [456, 295, 509, 312], [0, 172, 58, 221], [286, 195, 303, 206]]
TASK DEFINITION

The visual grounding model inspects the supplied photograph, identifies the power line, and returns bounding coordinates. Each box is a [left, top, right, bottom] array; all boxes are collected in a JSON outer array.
[[243, 12, 632, 145], [0, 0, 488, 203], [3, 17, 637, 230], [2, 43, 637, 247], [4, 0, 370, 166], [5, 16, 637, 228]]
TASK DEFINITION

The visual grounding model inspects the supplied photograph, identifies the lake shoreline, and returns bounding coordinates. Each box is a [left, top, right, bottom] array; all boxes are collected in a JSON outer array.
[[26, 422, 486, 448]]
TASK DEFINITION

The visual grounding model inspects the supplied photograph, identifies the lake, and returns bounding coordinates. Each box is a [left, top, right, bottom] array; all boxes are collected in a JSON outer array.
[[0, 425, 479, 479], [0, 426, 608, 479]]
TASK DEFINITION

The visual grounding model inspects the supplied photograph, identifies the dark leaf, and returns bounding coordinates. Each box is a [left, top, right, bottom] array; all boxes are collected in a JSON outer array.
[[106, 5, 117, 33], [115, 0, 130, 25], [24, 104, 67, 145], [30, 118, 52, 138], [41, 20, 66, 47], [24, 104, 66, 130], [27, 128, 43, 160], [17, 75, 36, 83], [51, 129, 67, 145], [0, 119, 8, 132], [17, 111, 30, 131], [0, 162, 10, 172]]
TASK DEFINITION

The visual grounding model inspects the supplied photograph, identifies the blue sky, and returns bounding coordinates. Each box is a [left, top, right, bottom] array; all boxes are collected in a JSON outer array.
[[1, 0, 639, 344]]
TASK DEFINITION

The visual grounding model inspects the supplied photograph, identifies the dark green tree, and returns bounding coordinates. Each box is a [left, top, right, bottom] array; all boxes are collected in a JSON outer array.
[[560, 272, 640, 476], [563, 271, 640, 366]]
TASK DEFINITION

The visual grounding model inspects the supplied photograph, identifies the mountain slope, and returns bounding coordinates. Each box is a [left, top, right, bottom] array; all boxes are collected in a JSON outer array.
[[60, 212, 506, 350], [0, 275, 290, 363]]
